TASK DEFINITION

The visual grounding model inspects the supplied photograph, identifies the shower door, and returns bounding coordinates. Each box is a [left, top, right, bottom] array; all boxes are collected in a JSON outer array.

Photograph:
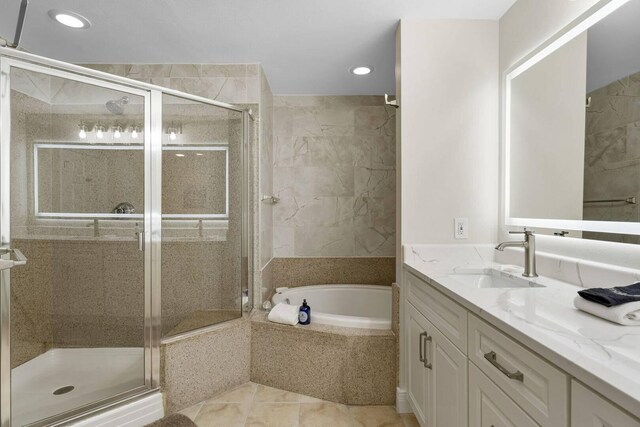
[[0, 57, 156, 426]]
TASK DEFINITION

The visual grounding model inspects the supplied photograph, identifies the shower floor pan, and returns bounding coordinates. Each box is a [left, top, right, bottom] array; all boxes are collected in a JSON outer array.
[[12, 347, 145, 426]]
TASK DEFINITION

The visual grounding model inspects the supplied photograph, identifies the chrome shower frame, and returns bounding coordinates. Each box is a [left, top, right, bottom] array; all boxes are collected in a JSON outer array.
[[0, 46, 248, 427]]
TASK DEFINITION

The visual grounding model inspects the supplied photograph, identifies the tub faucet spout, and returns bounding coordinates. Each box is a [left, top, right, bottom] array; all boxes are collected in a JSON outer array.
[[495, 229, 538, 278]]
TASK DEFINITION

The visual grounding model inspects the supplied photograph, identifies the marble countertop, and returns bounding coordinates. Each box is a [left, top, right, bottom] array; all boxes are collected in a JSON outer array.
[[403, 244, 640, 419]]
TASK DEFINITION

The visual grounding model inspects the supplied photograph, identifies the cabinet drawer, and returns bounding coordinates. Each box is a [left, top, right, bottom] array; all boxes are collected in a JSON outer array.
[[571, 381, 640, 427], [468, 314, 568, 427], [469, 362, 539, 427], [405, 270, 467, 354]]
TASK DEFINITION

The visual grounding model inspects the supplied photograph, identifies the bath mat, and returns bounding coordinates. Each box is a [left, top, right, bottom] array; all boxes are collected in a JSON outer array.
[[146, 414, 197, 427]]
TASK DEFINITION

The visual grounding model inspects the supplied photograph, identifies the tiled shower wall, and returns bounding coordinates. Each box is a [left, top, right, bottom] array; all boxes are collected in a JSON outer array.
[[272, 96, 396, 257], [584, 71, 640, 244], [86, 63, 271, 312], [268, 96, 397, 289]]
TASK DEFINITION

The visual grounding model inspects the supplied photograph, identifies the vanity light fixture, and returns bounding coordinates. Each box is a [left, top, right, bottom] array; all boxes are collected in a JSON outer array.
[[95, 125, 105, 139], [48, 10, 91, 29], [166, 125, 181, 141], [78, 124, 87, 139], [350, 66, 373, 76]]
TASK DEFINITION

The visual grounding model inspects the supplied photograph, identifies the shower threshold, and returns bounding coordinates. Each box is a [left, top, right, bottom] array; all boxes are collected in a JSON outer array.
[[11, 347, 145, 426]]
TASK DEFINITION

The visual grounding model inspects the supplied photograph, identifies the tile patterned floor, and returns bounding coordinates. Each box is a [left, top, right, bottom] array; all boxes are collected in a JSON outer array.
[[179, 382, 419, 427]]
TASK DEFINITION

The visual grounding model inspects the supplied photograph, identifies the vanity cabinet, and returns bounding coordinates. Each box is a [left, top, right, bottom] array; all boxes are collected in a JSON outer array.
[[403, 268, 640, 427], [571, 381, 640, 427], [469, 362, 538, 427], [407, 302, 467, 427]]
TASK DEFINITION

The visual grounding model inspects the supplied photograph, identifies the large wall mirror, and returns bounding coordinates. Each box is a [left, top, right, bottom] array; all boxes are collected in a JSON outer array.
[[505, 0, 640, 243]]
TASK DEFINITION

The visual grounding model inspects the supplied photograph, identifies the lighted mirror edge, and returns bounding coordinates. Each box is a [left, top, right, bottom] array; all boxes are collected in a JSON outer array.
[[502, 0, 637, 236], [506, 218, 640, 235]]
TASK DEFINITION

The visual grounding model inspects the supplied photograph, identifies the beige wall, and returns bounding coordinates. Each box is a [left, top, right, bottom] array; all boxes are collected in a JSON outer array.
[[398, 20, 499, 246], [509, 33, 587, 220]]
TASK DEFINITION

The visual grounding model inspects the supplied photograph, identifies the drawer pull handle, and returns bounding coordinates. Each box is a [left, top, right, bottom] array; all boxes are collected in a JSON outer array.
[[419, 332, 427, 363], [424, 335, 432, 370], [484, 351, 524, 382]]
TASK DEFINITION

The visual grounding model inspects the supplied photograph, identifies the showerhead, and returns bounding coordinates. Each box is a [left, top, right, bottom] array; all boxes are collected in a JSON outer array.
[[105, 96, 129, 115]]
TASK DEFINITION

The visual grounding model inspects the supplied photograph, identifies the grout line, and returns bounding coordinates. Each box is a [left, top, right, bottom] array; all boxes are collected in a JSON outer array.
[[240, 382, 259, 426], [188, 402, 204, 422]]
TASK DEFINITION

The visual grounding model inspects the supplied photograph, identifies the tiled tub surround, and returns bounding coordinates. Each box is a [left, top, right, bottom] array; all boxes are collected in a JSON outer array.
[[583, 70, 640, 244], [250, 312, 396, 406], [273, 96, 396, 257], [271, 257, 395, 288], [403, 244, 640, 419]]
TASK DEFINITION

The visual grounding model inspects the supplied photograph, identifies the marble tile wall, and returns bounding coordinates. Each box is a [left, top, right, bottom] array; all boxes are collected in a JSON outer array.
[[584, 71, 640, 244], [273, 96, 396, 257], [83, 64, 261, 104], [260, 70, 274, 268]]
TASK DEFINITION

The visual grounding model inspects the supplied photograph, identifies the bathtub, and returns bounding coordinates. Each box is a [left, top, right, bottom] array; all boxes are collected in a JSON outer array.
[[271, 284, 392, 329]]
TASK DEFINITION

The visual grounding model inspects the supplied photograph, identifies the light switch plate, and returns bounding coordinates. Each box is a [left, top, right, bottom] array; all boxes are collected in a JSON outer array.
[[454, 218, 468, 239]]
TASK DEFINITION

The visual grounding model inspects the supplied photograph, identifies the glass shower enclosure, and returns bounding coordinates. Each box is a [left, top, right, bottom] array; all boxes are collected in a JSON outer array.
[[0, 48, 248, 426]]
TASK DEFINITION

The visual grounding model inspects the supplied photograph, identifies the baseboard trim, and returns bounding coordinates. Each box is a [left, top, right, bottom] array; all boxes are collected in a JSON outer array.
[[395, 387, 412, 414]]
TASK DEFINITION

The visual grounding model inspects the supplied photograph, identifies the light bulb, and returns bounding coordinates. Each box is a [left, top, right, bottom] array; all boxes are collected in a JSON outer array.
[[96, 127, 104, 139], [175, 153, 185, 157], [114, 127, 121, 139], [196, 153, 204, 156], [78, 126, 86, 139], [131, 128, 138, 139], [169, 130, 177, 141]]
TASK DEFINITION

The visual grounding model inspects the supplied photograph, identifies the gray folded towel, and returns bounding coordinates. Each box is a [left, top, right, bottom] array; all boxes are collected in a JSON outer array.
[[578, 282, 640, 307]]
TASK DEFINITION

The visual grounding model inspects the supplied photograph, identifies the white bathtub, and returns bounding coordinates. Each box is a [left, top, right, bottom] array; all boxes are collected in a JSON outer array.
[[271, 284, 392, 329]]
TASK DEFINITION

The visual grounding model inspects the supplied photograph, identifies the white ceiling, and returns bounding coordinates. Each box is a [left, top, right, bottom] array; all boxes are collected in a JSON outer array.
[[587, 0, 640, 92], [0, 0, 516, 95]]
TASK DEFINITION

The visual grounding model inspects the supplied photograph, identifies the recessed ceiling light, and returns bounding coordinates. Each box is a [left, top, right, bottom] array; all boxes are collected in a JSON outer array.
[[48, 10, 91, 29], [350, 66, 373, 76]]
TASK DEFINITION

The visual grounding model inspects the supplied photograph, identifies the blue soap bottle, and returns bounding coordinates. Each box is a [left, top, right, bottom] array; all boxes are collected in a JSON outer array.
[[299, 299, 311, 325]]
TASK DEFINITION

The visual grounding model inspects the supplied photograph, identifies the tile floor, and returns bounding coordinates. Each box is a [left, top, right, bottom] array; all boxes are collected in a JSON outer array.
[[179, 382, 419, 427]]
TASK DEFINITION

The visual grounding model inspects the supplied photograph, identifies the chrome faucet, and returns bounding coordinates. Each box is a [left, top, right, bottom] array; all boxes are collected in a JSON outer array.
[[495, 229, 538, 278]]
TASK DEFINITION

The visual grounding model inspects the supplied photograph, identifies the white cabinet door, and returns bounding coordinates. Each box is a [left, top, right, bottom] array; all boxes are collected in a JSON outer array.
[[407, 302, 431, 426], [469, 362, 538, 427], [572, 381, 640, 427], [428, 322, 468, 427]]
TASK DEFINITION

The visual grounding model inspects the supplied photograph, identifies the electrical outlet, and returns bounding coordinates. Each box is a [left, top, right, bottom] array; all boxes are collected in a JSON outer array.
[[454, 218, 468, 239]]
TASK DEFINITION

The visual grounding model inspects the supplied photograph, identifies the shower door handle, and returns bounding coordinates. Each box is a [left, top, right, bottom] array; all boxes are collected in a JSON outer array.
[[0, 247, 27, 270], [136, 231, 145, 252]]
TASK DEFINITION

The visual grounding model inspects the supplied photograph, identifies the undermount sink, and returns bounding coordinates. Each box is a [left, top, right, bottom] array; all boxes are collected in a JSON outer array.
[[448, 268, 545, 289]]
